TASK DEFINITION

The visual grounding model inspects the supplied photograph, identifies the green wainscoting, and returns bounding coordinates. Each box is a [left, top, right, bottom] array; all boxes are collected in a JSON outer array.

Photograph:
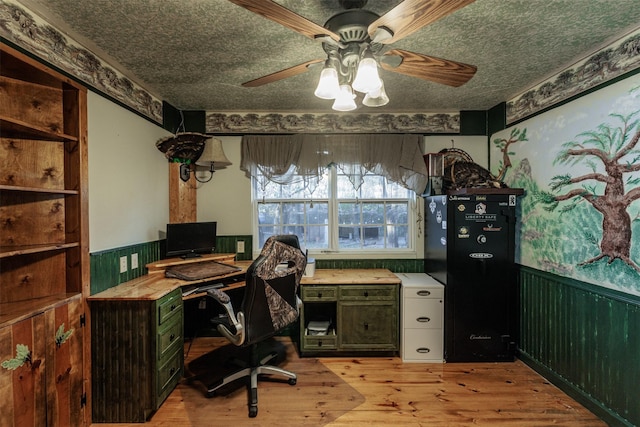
[[315, 258, 424, 272], [90, 236, 423, 295], [519, 266, 640, 427], [90, 241, 163, 295], [215, 235, 253, 261]]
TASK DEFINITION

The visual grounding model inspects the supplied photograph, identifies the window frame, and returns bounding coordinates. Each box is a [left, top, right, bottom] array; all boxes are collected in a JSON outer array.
[[251, 165, 417, 258]]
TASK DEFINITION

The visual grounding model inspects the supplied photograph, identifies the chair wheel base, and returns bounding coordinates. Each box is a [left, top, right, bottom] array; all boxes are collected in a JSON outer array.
[[288, 378, 297, 385], [249, 406, 258, 417]]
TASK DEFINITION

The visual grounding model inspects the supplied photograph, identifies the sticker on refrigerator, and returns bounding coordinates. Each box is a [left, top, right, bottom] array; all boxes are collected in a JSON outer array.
[[509, 195, 516, 206], [477, 234, 487, 244], [429, 199, 436, 213], [458, 226, 470, 238]]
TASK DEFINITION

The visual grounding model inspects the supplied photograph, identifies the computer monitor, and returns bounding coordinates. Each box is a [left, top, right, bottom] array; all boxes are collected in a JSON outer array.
[[165, 221, 217, 258]]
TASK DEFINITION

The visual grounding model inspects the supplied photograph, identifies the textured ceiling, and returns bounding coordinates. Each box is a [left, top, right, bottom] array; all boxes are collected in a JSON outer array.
[[20, 0, 640, 114]]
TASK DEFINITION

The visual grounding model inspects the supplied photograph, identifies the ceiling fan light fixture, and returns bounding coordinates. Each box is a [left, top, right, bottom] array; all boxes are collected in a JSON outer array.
[[363, 82, 389, 107], [352, 56, 382, 93], [332, 84, 357, 111], [314, 66, 340, 99]]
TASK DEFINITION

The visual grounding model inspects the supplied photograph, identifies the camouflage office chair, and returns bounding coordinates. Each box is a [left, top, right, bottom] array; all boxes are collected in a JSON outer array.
[[204, 235, 306, 417]]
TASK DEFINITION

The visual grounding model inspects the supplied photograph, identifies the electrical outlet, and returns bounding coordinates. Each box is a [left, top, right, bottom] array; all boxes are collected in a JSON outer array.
[[119, 256, 128, 273], [131, 253, 139, 269], [237, 240, 245, 254]]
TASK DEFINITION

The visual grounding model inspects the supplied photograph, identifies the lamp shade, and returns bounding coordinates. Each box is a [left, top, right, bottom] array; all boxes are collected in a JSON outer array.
[[351, 57, 382, 93], [195, 137, 232, 169], [332, 84, 357, 111], [362, 82, 390, 107], [314, 67, 340, 99]]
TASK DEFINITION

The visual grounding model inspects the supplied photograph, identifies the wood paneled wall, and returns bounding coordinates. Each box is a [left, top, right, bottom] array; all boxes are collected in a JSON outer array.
[[519, 266, 640, 426]]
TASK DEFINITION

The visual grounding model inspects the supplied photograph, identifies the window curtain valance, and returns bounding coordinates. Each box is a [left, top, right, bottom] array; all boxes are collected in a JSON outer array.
[[240, 134, 428, 195]]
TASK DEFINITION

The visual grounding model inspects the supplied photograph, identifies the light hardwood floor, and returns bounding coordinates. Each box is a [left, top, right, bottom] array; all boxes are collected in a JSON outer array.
[[92, 337, 605, 426]]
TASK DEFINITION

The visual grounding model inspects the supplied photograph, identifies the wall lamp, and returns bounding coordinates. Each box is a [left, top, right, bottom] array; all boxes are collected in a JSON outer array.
[[180, 137, 232, 182]]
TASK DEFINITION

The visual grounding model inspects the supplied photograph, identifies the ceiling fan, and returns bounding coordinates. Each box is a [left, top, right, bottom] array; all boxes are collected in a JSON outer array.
[[228, 0, 478, 111]]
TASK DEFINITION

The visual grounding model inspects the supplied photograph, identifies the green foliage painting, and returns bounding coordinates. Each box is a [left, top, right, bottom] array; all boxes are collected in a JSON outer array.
[[1, 344, 31, 370], [491, 76, 640, 295]]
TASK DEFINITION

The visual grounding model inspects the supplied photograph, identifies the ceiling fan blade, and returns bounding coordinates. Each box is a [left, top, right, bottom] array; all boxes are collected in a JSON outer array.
[[228, 0, 341, 43], [369, 0, 475, 44], [242, 59, 324, 87], [381, 49, 477, 87]]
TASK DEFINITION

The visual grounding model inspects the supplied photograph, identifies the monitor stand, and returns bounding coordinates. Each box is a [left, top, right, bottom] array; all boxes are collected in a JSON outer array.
[[181, 253, 202, 259]]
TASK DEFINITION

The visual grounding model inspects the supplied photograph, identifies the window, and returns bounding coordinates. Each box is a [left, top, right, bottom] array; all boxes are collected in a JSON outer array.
[[254, 165, 414, 253]]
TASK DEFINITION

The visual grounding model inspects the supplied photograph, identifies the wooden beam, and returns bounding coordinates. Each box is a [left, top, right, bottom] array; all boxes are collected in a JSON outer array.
[[168, 163, 196, 223]]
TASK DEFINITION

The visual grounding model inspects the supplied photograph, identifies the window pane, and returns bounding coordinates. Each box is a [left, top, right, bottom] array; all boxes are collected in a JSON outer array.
[[360, 175, 384, 198], [362, 202, 384, 224], [258, 225, 281, 247], [305, 225, 328, 248], [386, 203, 408, 224], [258, 203, 280, 224], [307, 202, 328, 224], [338, 202, 360, 225], [387, 225, 409, 248], [386, 182, 411, 198], [282, 202, 304, 224], [336, 174, 358, 198]]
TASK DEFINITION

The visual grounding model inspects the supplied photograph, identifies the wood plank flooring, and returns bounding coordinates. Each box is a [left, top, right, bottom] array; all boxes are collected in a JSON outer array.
[[91, 337, 605, 426]]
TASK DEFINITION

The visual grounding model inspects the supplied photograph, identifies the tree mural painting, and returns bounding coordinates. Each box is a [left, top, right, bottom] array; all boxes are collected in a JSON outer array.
[[493, 127, 528, 181], [538, 110, 640, 271]]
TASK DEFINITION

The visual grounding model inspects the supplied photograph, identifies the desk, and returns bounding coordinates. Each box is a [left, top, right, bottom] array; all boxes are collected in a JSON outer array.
[[299, 269, 401, 356], [88, 254, 247, 423]]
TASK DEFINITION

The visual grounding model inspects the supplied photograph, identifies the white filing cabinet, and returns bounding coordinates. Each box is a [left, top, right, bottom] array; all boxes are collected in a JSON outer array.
[[396, 273, 444, 363]]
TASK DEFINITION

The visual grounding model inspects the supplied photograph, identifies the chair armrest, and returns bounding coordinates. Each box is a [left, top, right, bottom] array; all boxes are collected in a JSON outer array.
[[206, 288, 246, 346]]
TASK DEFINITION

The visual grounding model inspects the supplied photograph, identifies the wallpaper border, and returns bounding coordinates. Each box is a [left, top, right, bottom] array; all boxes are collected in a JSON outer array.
[[507, 27, 640, 124]]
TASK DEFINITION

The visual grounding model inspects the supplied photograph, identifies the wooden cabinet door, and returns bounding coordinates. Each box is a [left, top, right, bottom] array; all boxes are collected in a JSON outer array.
[[45, 298, 84, 427], [339, 301, 397, 350], [0, 313, 47, 427]]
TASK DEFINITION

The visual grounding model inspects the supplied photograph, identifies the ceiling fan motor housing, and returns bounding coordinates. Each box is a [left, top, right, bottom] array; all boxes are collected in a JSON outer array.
[[324, 9, 379, 43]]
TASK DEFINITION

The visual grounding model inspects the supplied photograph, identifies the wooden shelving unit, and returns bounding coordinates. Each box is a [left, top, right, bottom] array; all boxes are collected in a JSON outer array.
[[0, 43, 90, 426]]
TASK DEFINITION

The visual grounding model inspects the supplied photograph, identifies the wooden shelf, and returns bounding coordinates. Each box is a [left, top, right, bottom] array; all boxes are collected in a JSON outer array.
[[0, 115, 78, 142], [0, 184, 79, 194], [0, 243, 79, 259]]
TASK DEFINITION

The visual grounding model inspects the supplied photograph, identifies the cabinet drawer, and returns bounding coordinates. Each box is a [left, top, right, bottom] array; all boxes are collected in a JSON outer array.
[[158, 289, 183, 325], [157, 315, 183, 361], [403, 286, 444, 299], [301, 286, 337, 301], [403, 299, 443, 329], [402, 328, 443, 361], [339, 285, 397, 301], [303, 333, 337, 350], [156, 349, 183, 404]]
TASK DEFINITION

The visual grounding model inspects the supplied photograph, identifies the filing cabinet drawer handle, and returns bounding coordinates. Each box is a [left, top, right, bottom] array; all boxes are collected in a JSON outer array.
[[169, 333, 175, 342], [170, 367, 176, 376], [364, 291, 369, 297], [170, 304, 177, 311], [317, 292, 322, 298], [364, 322, 369, 330], [417, 290, 431, 296], [417, 317, 431, 323], [417, 347, 431, 354]]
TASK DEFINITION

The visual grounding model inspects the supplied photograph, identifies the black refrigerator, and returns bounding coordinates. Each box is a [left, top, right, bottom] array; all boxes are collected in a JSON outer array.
[[425, 188, 523, 362]]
